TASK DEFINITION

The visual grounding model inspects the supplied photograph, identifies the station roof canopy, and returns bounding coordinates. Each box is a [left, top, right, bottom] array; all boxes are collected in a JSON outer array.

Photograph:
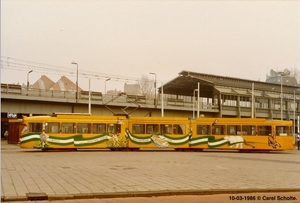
[[158, 71, 215, 97], [158, 70, 298, 97]]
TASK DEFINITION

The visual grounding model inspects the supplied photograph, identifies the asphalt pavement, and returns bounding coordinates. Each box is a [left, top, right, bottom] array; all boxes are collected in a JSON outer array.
[[1, 140, 300, 203]]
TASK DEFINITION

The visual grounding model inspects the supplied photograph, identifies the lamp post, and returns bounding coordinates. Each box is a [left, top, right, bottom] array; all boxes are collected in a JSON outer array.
[[71, 62, 78, 102], [294, 88, 300, 136], [281, 74, 283, 120], [197, 82, 200, 118], [251, 83, 255, 118], [294, 90, 296, 137], [105, 78, 110, 94], [161, 82, 164, 117], [27, 70, 33, 91], [149, 72, 157, 108], [193, 89, 198, 119]]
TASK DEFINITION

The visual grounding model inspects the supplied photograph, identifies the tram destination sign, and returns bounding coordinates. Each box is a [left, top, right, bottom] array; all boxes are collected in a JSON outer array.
[[7, 112, 17, 118]]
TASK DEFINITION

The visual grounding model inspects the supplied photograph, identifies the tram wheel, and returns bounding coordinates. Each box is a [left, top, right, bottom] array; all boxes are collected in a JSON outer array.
[[129, 148, 140, 151], [194, 148, 203, 152]]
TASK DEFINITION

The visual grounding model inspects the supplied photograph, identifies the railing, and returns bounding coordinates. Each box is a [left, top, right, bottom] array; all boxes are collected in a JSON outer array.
[[1, 84, 219, 110], [81, 91, 103, 101], [166, 98, 184, 106], [126, 94, 146, 104], [1, 84, 22, 94]]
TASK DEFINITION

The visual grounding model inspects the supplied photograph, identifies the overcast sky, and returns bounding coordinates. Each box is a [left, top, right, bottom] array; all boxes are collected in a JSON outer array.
[[1, 0, 300, 92]]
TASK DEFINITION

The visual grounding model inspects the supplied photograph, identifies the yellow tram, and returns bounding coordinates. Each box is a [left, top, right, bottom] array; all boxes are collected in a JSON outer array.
[[19, 113, 295, 151]]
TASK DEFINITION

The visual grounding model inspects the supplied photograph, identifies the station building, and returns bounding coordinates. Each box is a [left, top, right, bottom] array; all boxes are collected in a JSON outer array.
[[161, 70, 299, 120]]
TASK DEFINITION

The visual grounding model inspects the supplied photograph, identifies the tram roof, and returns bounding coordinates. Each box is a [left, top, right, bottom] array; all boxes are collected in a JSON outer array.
[[158, 70, 299, 97]]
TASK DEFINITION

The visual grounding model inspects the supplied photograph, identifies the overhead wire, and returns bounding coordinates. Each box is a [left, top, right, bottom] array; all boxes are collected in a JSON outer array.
[[1, 56, 143, 83]]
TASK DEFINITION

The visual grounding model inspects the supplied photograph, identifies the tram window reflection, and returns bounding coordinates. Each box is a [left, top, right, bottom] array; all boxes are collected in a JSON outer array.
[[61, 123, 76, 133], [132, 124, 145, 134], [108, 124, 121, 134], [93, 123, 106, 134], [173, 124, 185, 134], [160, 124, 172, 134], [242, 125, 256, 135], [227, 125, 241, 135], [197, 125, 211, 135], [212, 125, 226, 135], [45, 122, 60, 133], [257, 126, 272, 136], [146, 124, 159, 134], [77, 123, 91, 133]]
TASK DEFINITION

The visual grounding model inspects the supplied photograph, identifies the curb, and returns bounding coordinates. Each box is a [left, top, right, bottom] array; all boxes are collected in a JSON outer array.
[[2, 188, 300, 202]]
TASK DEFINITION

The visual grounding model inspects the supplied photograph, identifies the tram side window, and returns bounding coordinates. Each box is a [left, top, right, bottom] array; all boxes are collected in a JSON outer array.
[[257, 126, 272, 136], [242, 125, 256, 135], [108, 124, 121, 134], [45, 122, 60, 133], [77, 123, 91, 134], [93, 123, 106, 134], [227, 125, 241, 135], [132, 124, 145, 134], [146, 124, 159, 134], [276, 126, 289, 136], [173, 124, 185, 134], [197, 125, 211, 135], [29, 122, 43, 133], [61, 123, 76, 133], [212, 125, 226, 135], [160, 124, 172, 134]]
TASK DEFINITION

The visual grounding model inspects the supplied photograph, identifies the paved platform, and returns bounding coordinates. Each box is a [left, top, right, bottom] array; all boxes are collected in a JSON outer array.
[[1, 140, 300, 203]]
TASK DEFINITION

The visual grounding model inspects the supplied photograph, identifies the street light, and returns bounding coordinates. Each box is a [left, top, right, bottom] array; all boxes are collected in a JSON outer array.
[[149, 72, 157, 108], [251, 83, 255, 118], [71, 62, 78, 101], [197, 82, 200, 118], [105, 78, 110, 94], [281, 74, 283, 120], [193, 89, 198, 119], [27, 70, 33, 90], [293, 88, 300, 136], [279, 72, 287, 120], [294, 90, 296, 137]]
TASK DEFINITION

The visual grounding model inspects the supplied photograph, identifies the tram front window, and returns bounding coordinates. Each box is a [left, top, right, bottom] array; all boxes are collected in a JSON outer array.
[[29, 122, 43, 133], [276, 126, 289, 136]]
